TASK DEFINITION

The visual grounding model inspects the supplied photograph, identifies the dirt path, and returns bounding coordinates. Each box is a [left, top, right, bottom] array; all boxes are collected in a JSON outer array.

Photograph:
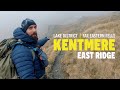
[[49, 51, 65, 79]]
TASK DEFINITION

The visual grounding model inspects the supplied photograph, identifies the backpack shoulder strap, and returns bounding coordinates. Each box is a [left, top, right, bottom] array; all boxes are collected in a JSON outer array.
[[30, 49, 35, 62]]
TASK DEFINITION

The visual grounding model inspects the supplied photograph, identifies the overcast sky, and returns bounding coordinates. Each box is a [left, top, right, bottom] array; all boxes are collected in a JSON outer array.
[[0, 11, 114, 40]]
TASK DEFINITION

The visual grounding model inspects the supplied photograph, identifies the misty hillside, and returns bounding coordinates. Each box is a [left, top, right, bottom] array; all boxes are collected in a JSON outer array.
[[44, 11, 120, 79], [46, 11, 120, 37]]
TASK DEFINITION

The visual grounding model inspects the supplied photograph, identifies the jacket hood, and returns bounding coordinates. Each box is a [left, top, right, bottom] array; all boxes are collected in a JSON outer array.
[[13, 27, 37, 45]]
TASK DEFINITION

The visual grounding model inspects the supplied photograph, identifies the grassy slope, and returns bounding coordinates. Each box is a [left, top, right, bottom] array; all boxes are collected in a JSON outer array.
[[44, 11, 120, 79]]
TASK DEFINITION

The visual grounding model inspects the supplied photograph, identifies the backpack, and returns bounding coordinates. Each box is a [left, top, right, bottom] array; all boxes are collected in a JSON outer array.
[[0, 38, 35, 79]]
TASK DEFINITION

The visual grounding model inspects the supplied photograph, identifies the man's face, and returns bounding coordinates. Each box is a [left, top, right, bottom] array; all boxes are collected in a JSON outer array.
[[26, 25, 38, 41]]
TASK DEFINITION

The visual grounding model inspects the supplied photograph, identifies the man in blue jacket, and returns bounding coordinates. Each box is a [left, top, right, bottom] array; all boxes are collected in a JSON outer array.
[[11, 18, 48, 79]]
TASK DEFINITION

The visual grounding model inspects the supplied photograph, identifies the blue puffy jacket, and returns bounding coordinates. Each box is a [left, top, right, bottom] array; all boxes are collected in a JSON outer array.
[[11, 27, 46, 79]]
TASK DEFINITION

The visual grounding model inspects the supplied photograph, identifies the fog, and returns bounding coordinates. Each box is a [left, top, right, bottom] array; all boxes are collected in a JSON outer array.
[[0, 11, 114, 40]]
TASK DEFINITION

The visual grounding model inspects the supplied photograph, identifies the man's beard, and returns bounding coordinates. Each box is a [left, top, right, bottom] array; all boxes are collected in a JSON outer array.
[[31, 32, 38, 41]]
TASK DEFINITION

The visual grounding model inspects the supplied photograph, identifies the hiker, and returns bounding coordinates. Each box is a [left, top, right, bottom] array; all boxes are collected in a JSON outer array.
[[11, 18, 49, 79]]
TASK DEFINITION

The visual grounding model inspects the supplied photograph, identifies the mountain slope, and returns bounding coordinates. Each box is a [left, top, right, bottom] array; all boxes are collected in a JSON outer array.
[[44, 11, 120, 79]]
